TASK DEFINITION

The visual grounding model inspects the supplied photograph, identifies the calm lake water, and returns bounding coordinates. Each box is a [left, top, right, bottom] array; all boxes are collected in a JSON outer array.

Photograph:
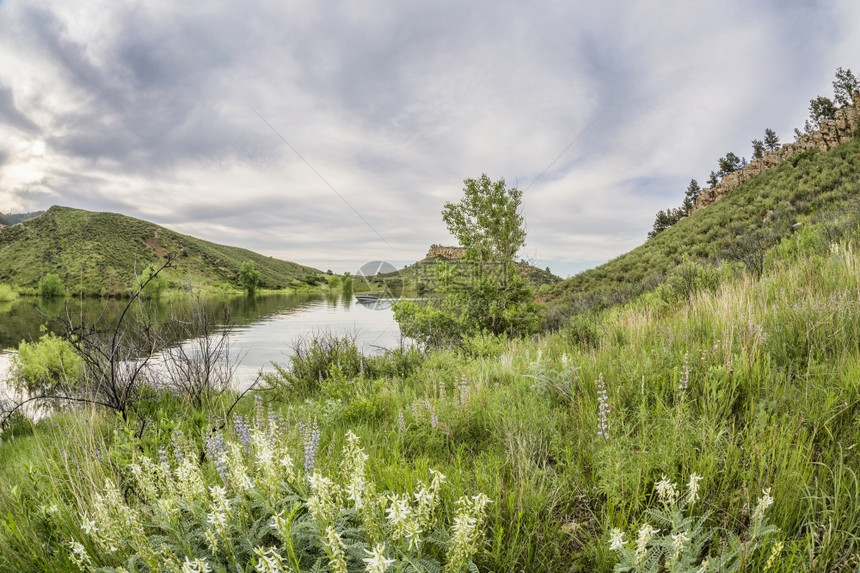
[[0, 291, 405, 392]]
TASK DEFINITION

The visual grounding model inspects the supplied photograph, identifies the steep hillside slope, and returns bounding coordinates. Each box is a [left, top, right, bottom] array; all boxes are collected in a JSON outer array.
[[0, 206, 322, 294], [548, 137, 860, 313]]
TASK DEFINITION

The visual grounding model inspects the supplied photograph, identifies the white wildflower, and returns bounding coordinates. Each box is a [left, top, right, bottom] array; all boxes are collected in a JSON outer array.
[[671, 530, 690, 562], [253, 546, 288, 573], [386, 494, 412, 528], [67, 541, 93, 570], [363, 543, 395, 573], [609, 528, 626, 551], [686, 473, 703, 506], [446, 493, 492, 571], [655, 474, 678, 505], [181, 556, 212, 573], [752, 488, 774, 523], [307, 472, 340, 523], [324, 526, 348, 573], [635, 524, 659, 563], [174, 456, 207, 503], [226, 442, 253, 491], [80, 517, 98, 536], [279, 454, 296, 482]]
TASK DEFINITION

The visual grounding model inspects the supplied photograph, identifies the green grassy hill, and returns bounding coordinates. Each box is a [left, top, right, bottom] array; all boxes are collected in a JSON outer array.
[[548, 138, 860, 314], [0, 206, 323, 295], [367, 254, 561, 294]]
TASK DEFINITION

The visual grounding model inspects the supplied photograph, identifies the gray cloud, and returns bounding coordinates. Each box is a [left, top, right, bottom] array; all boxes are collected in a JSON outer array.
[[0, 0, 859, 273], [0, 84, 39, 133]]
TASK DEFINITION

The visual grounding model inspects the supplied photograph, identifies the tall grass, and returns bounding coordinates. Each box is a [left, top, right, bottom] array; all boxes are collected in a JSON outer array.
[[2, 232, 860, 571]]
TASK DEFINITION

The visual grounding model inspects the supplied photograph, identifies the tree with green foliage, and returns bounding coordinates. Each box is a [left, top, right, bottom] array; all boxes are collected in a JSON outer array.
[[832, 66, 859, 107], [394, 175, 543, 346], [140, 265, 167, 299], [648, 179, 701, 240], [751, 138, 764, 160], [38, 273, 64, 298], [11, 332, 83, 396], [764, 128, 780, 151], [707, 170, 719, 187], [238, 261, 261, 295], [717, 152, 742, 176], [681, 179, 701, 215], [648, 208, 681, 239], [809, 95, 836, 129]]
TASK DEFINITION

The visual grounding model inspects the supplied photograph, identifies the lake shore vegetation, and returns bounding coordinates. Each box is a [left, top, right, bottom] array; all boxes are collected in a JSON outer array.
[[2, 218, 859, 570]]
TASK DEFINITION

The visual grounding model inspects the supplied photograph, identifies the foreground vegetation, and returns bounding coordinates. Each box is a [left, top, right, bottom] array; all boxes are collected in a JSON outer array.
[[2, 218, 859, 570]]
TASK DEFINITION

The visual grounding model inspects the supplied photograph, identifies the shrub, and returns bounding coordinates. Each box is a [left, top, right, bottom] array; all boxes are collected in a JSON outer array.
[[38, 273, 64, 298], [264, 331, 367, 397], [0, 283, 17, 302], [11, 332, 84, 396]]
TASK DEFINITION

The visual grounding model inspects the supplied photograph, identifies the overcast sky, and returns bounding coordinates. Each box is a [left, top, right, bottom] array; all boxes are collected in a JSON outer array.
[[1, 1, 858, 277]]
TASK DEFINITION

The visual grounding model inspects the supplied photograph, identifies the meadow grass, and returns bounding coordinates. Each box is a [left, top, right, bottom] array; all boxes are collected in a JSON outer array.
[[1, 231, 860, 571]]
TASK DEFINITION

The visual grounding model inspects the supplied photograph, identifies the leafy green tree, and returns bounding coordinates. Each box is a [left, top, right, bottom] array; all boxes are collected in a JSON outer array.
[[717, 152, 742, 176], [764, 128, 780, 151], [751, 138, 764, 160], [140, 265, 167, 299], [832, 66, 859, 107], [648, 209, 675, 239], [809, 95, 836, 129], [238, 261, 261, 295], [11, 332, 83, 396], [38, 273, 64, 298], [394, 175, 543, 346], [707, 171, 719, 187], [441, 174, 526, 267], [681, 179, 701, 215]]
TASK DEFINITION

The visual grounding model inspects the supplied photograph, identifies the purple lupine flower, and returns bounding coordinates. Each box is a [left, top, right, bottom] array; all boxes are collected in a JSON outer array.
[[172, 429, 187, 465], [397, 411, 406, 433], [205, 431, 229, 483], [234, 415, 252, 453], [158, 448, 170, 471], [596, 374, 610, 440]]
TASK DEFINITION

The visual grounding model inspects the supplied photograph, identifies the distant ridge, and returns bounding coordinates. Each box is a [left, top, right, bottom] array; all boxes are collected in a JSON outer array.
[[0, 210, 44, 226], [0, 206, 322, 295]]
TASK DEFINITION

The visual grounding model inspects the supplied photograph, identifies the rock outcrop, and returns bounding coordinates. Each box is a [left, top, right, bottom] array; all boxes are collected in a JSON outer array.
[[426, 245, 465, 259], [694, 91, 860, 211]]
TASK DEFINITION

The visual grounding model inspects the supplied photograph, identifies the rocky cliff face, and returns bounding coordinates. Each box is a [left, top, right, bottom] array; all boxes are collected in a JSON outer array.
[[694, 91, 860, 211], [426, 245, 465, 259]]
